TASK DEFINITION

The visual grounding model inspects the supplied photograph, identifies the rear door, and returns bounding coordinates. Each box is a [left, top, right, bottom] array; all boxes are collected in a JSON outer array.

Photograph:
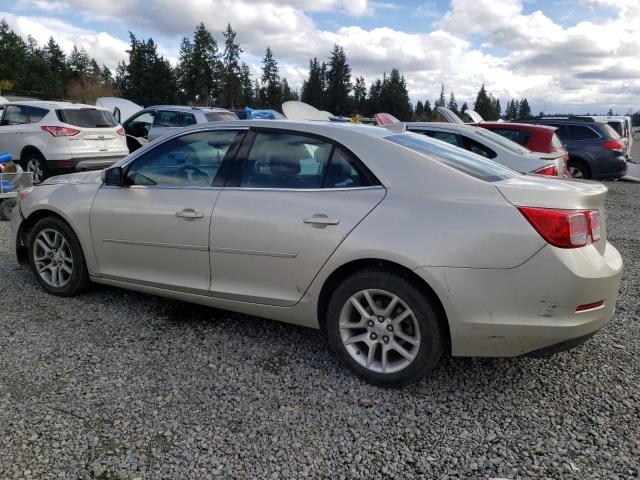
[[209, 129, 386, 306]]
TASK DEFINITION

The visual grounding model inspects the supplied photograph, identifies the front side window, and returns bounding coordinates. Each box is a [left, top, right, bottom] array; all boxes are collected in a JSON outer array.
[[125, 130, 240, 186], [2, 105, 28, 125], [153, 110, 182, 128], [385, 133, 516, 182], [240, 132, 333, 188]]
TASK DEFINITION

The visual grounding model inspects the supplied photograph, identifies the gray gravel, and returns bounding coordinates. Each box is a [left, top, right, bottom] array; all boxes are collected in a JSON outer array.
[[0, 178, 638, 479]]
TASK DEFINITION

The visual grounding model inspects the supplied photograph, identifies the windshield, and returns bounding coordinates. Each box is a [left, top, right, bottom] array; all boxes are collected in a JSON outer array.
[[56, 109, 117, 128], [385, 133, 517, 182], [474, 127, 532, 154], [205, 111, 239, 122]]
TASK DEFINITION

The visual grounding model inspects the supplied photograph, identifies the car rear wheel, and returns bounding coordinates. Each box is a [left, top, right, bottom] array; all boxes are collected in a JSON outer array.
[[568, 161, 591, 179], [326, 269, 446, 387], [24, 154, 47, 184], [28, 217, 90, 296]]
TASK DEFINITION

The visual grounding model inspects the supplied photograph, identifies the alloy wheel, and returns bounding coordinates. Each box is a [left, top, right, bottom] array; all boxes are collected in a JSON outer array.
[[33, 228, 74, 288], [26, 158, 44, 184], [339, 289, 421, 374], [569, 166, 584, 178]]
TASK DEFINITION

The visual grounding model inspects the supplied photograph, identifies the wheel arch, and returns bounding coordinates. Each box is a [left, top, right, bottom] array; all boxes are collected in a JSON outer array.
[[567, 155, 592, 178], [16, 208, 82, 266], [20, 145, 45, 163], [316, 258, 451, 352]]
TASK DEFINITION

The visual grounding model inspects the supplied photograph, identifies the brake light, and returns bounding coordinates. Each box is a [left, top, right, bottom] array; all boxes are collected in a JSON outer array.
[[576, 300, 604, 312], [517, 207, 601, 248], [115, 126, 125, 136], [532, 164, 558, 176], [602, 139, 624, 153], [41, 126, 80, 137]]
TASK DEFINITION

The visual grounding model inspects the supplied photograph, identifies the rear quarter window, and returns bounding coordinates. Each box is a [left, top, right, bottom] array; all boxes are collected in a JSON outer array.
[[56, 109, 117, 128], [386, 133, 516, 182]]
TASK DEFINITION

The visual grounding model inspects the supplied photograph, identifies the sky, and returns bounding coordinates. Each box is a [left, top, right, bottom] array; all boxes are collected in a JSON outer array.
[[1, 0, 639, 114]]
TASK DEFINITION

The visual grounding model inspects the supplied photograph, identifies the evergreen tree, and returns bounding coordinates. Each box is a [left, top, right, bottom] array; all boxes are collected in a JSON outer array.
[[447, 92, 458, 115], [353, 76, 366, 114], [240, 62, 254, 107], [100, 65, 114, 87], [43, 37, 67, 98], [518, 97, 531, 118], [495, 98, 501, 118], [460, 101, 468, 116], [366, 79, 383, 116], [300, 57, 324, 110], [378, 69, 412, 120], [423, 99, 433, 119], [259, 47, 281, 110], [67, 46, 90, 79], [175, 36, 194, 102], [473, 84, 500, 120], [0, 20, 28, 88], [220, 23, 242, 108], [325, 44, 352, 115], [414, 100, 424, 117], [281, 78, 297, 102], [434, 83, 446, 108]]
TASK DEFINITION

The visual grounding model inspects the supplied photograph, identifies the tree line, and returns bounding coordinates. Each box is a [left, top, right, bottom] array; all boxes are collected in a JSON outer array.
[[1, 17, 543, 121]]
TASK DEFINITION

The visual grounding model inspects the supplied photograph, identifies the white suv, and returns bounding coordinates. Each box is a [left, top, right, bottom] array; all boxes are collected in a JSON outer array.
[[0, 101, 129, 183]]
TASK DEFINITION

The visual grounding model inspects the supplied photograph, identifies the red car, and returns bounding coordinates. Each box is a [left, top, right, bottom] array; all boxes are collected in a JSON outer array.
[[476, 122, 570, 176]]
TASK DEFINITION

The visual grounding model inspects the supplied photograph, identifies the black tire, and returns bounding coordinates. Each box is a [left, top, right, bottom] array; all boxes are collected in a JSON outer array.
[[567, 160, 591, 179], [28, 216, 90, 296], [326, 268, 446, 387], [22, 152, 47, 184], [0, 199, 16, 221]]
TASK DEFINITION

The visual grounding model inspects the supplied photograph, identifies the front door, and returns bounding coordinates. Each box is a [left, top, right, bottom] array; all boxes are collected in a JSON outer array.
[[91, 129, 244, 294], [210, 130, 386, 306]]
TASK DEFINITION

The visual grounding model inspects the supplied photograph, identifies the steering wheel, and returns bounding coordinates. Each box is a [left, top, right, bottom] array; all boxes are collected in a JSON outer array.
[[177, 165, 210, 185]]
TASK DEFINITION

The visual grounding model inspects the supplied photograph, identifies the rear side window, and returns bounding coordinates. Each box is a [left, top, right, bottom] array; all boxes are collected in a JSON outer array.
[[462, 136, 497, 159], [323, 147, 371, 188], [182, 113, 197, 126], [386, 133, 516, 182], [205, 111, 238, 122], [153, 110, 181, 127], [570, 125, 599, 141], [56, 109, 117, 128], [28, 107, 49, 123]]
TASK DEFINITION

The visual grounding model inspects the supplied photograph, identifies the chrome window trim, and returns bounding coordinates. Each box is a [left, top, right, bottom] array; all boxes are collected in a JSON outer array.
[[220, 185, 386, 193]]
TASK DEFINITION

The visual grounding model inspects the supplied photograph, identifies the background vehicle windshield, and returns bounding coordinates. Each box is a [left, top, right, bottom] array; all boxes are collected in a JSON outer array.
[[205, 111, 239, 121], [56, 109, 117, 128], [385, 133, 517, 182], [475, 127, 532, 154]]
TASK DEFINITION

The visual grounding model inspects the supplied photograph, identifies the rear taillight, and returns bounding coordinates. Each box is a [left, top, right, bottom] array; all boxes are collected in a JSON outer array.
[[576, 300, 604, 312], [116, 126, 125, 136], [532, 164, 558, 177], [41, 126, 80, 137], [518, 207, 601, 248], [602, 139, 624, 153]]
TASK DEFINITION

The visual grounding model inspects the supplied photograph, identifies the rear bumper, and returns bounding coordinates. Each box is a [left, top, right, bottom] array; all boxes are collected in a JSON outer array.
[[46, 155, 126, 174], [591, 155, 627, 180], [415, 241, 623, 357]]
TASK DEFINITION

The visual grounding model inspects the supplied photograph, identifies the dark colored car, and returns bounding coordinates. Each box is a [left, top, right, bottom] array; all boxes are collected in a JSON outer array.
[[515, 118, 627, 180]]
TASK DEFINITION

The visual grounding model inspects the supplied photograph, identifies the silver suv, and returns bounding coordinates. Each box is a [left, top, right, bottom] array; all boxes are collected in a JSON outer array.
[[122, 105, 238, 153], [0, 101, 128, 183]]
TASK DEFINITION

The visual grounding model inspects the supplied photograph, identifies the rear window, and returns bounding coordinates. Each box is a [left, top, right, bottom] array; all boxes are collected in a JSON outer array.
[[204, 111, 238, 122], [56, 109, 117, 128], [487, 127, 532, 147], [385, 133, 517, 182]]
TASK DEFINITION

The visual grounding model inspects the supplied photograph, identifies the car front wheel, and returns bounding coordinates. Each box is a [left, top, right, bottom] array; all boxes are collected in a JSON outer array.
[[326, 268, 446, 387], [28, 217, 90, 296]]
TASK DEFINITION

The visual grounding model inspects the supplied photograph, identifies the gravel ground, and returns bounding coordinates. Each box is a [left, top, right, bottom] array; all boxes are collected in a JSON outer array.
[[0, 179, 638, 479]]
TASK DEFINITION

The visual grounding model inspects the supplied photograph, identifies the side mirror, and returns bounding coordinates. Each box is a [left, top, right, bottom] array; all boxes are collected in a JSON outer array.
[[102, 166, 124, 186]]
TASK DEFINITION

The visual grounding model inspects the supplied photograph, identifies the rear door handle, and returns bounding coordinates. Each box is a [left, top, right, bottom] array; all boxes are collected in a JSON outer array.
[[303, 214, 339, 227], [176, 208, 204, 220]]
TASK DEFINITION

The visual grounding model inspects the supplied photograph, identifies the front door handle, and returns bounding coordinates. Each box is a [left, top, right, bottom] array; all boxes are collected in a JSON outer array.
[[303, 214, 339, 227], [176, 208, 204, 220]]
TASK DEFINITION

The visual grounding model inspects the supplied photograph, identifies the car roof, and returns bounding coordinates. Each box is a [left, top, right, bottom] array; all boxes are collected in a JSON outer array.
[[518, 118, 608, 126], [147, 105, 232, 113], [478, 122, 557, 132], [6, 100, 107, 110]]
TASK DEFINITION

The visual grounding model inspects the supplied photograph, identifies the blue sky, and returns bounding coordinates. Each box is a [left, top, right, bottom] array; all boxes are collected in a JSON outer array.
[[1, 0, 638, 113]]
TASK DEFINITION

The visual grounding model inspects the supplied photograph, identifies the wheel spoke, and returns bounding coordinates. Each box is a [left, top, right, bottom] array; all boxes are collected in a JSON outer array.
[[366, 342, 378, 368], [382, 295, 399, 317], [395, 330, 420, 346], [363, 290, 382, 316], [343, 332, 370, 345], [390, 340, 416, 361], [391, 308, 411, 326], [35, 238, 52, 254], [381, 345, 389, 373], [349, 297, 370, 320], [60, 262, 73, 275]]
